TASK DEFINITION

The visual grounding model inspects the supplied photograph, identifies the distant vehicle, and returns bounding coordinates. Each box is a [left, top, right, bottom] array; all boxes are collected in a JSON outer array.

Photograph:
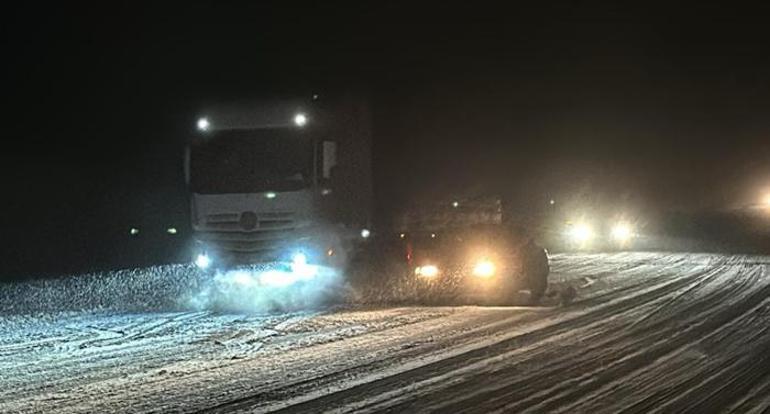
[[375, 196, 550, 304], [184, 93, 373, 277]]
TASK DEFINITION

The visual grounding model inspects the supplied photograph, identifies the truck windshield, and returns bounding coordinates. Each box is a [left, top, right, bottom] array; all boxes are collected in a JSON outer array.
[[189, 128, 313, 194]]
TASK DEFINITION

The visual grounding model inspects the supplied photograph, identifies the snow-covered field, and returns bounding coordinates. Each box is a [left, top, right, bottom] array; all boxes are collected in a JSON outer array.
[[2, 252, 770, 413]]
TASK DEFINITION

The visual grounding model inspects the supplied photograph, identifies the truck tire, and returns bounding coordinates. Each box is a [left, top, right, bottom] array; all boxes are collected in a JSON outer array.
[[519, 243, 550, 305], [527, 271, 548, 303]]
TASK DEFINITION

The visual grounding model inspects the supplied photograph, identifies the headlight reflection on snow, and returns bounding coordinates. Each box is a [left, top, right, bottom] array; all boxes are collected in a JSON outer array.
[[415, 265, 439, 277], [189, 262, 342, 313]]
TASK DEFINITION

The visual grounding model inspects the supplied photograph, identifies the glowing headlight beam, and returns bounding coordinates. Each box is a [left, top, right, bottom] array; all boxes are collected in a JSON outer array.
[[611, 223, 634, 242], [292, 252, 307, 266], [472, 260, 496, 278], [566, 223, 594, 243], [197, 117, 210, 131], [415, 265, 439, 277], [294, 113, 308, 127], [195, 253, 211, 269], [290, 252, 318, 278]]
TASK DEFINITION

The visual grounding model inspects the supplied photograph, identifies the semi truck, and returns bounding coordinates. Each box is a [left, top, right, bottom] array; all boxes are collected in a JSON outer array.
[[184, 92, 549, 303], [184, 92, 373, 278]]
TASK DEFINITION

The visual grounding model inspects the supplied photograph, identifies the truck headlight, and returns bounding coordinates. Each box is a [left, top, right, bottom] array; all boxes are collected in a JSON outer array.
[[294, 113, 308, 127], [290, 252, 317, 277], [472, 260, 496, 278], [292, 252, 307, 266], [415, 265, 439, 277], [566, 223, 593, 243], [195, 253, 211, 269], [611, 223, 634, 243]]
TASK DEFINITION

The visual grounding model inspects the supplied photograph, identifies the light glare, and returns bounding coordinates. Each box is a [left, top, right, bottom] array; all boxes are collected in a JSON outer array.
[[294, 113, 308, 127], [233, 272, 255, 286], [292, 252, 307, 266], [195, 254, 211, 269], [197, 117, 210, 131], [567, 223, 593, 243], [290, 252, 318, 277], [415, 265, 439, 277], [611, 223, 633, 242], [472, 260, 496, 278]]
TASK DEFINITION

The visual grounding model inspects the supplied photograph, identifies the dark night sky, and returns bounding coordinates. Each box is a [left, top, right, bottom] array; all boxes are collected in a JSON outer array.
[[3, 2, 770, 277]]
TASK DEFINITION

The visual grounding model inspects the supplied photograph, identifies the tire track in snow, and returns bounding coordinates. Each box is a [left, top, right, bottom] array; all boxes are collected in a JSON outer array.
[[352, 258, 741, 413], [258, 257, 723, 413], [4, 253, 768, 414]]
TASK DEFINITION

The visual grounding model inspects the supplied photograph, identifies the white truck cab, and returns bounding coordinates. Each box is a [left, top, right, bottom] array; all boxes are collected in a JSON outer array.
[[185, 94, 372, 274]]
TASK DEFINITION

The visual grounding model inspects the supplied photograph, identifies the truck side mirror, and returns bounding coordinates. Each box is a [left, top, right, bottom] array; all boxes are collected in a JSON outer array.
[[322, 140, 338, 179]]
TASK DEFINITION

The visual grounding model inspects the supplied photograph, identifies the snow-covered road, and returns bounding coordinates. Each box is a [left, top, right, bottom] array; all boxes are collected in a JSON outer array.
[[2, 253, 770, 413]]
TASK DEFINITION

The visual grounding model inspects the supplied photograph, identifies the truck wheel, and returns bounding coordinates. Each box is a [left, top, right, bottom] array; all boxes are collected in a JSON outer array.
[[527, 272, 548, 304]]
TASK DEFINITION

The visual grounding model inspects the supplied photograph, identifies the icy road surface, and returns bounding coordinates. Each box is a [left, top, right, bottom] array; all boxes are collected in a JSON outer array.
[[2, 252, 770, 413]]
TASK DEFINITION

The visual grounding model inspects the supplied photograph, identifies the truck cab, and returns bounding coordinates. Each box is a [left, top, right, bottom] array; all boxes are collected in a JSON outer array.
[[185, 94, 372, 274]]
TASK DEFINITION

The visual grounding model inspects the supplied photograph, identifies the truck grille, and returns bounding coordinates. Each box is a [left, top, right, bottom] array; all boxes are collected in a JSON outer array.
[[204, 211, 296, 232], [199, 211, 299, 260]]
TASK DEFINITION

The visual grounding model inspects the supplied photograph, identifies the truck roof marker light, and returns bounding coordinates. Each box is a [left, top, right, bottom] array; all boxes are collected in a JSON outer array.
[[294, 113, 308, 127], [197, 117, 210, 132], [265, 192, 277, 199]]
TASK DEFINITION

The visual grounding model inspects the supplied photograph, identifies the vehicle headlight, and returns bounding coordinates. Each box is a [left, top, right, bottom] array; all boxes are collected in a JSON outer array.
[[610, 223, 634, 242], [415, 265, 439, 277], [195, 253, 211, 270], [566, 223, 593, 243], [290, 252, 317, 277], [472, 260, 496, 278], [292, 252, 308, 266]]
